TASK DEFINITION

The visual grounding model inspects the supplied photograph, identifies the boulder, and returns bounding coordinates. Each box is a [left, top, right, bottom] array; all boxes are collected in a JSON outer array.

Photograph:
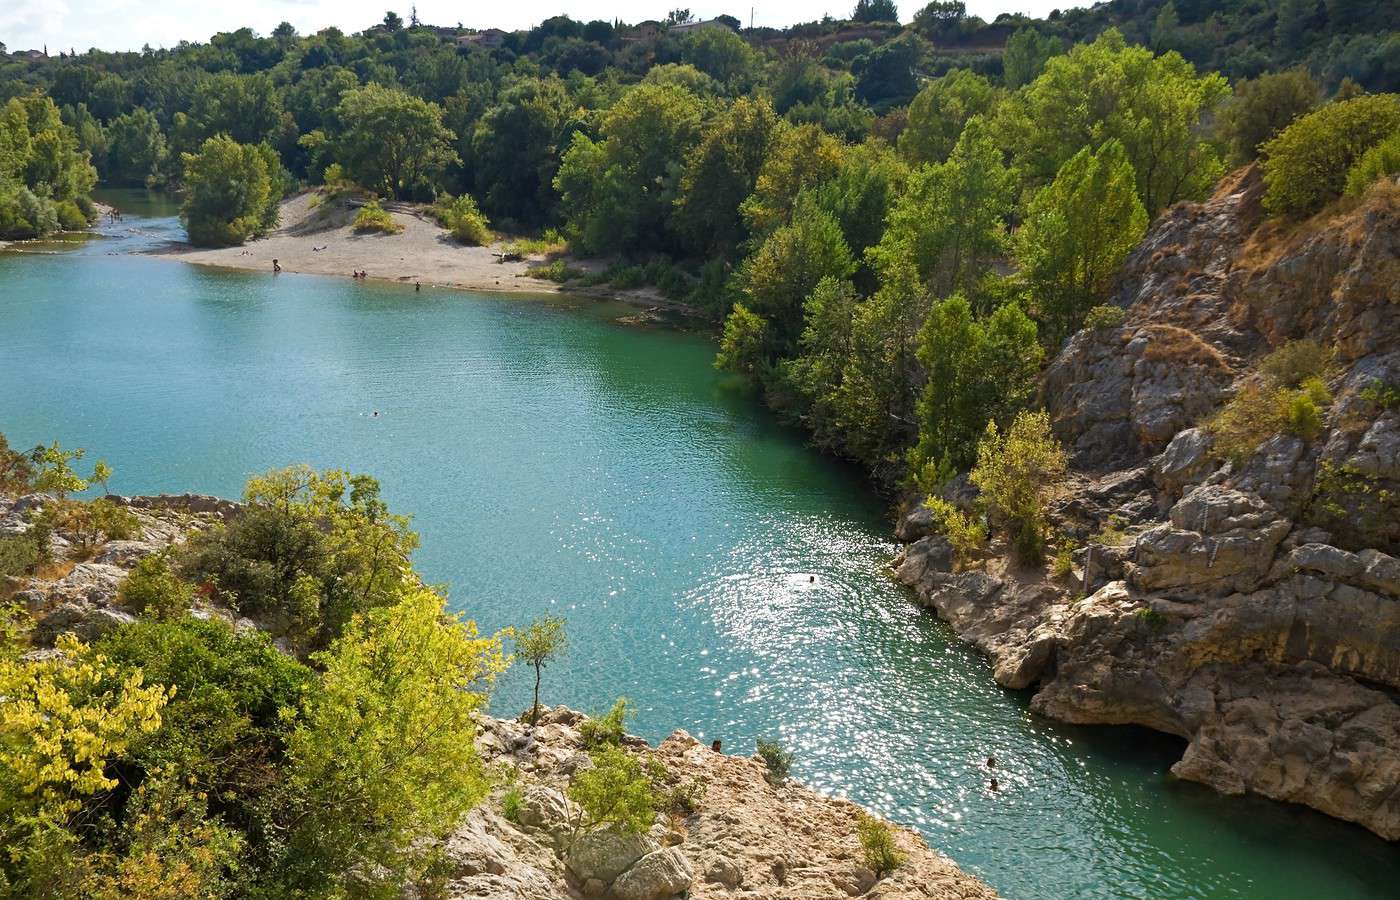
[[518, 786, 570, 830], [895, 504, 935, 542], [609, 847, 694, 900], [565, 829, 658, 886]]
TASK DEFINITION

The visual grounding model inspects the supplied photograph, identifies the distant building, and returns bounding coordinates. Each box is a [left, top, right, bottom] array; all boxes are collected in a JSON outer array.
[[670, 19, 733, 34], [623, 21, 663, 42], [15, 49, 47, 60], [456, 28, 507, 49]]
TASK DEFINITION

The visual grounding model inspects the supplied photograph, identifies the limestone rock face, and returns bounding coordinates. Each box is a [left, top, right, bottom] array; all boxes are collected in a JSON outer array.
[[2, 493, 241, 647], [895, 171, 1400, 841]]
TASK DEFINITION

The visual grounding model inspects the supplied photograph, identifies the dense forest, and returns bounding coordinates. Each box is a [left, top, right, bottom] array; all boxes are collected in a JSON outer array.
[[2, 0, 1399, 487]]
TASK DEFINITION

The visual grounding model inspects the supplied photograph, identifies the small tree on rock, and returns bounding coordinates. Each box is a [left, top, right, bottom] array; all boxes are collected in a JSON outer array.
[[970, 410, 1067, 565], [515, 615, 567, 725]]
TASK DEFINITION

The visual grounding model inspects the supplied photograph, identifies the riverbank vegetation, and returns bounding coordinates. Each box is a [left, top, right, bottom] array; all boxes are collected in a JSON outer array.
[[0, 439, 511, 896], [3, 2, 1398, 487]]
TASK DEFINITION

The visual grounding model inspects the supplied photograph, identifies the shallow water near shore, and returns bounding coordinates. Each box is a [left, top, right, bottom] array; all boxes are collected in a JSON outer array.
[[3, 191, 1397, 898]]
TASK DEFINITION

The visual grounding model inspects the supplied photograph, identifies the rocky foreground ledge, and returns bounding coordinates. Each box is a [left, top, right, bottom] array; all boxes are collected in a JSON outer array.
[[3, 491, 996, 899], [453, 708, 996, 899]]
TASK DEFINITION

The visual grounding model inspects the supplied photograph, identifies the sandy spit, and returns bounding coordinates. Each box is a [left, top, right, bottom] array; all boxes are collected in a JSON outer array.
[[148, 192, 694, 321]]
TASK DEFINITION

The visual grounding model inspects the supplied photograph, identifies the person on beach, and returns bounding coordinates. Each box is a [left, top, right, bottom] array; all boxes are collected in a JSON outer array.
[[272, 259, 281, 273]]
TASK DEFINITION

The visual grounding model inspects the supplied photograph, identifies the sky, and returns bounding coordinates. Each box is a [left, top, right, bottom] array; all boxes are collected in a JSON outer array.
[[2, 0, 1069, 55]]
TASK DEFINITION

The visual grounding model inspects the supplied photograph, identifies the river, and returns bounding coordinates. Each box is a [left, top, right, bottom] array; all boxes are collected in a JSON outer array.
[[1, 190, 1395, 897]]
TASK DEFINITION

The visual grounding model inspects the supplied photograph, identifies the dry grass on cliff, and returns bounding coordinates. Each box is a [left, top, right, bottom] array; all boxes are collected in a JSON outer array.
[[1140, 324, 1232, 373]]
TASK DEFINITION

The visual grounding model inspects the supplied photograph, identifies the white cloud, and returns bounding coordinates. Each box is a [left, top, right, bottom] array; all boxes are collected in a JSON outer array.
[[2, 0, 1067, 53]]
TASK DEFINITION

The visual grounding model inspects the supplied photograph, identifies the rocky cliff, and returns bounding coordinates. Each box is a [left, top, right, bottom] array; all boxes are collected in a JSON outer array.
[[3, 492, 996, 900], [894, 168, 1400, 839]]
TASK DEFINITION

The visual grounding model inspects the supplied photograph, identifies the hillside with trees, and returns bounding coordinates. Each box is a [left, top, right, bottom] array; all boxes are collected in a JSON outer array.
[[2, 1, 1398, 487]]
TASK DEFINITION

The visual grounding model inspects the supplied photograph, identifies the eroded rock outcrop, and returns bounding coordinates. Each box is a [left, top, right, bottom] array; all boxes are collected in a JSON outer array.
[[446, 708, 998, 899], [894, 171, 1400, 840]]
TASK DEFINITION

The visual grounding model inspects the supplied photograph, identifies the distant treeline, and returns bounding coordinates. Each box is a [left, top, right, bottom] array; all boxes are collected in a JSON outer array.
[[3, 1, 1399, 487]]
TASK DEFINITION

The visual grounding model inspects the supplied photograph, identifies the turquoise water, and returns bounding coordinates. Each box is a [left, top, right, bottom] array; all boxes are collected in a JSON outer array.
[[2, 191, 1397, 897]]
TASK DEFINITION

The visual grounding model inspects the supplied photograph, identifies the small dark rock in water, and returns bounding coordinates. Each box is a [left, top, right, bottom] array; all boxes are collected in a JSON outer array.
[[711, 739, 722, 752], [989, 777, 999, 792]]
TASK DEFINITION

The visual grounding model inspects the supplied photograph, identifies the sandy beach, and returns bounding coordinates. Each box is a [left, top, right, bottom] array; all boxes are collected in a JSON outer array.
[[150, 192, 601, 298]]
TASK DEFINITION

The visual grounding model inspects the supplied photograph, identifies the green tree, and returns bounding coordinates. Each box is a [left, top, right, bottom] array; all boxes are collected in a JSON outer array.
[[470, 77, 574, 227], [515, 615, 568, 725], [739, 122, 845, 238], [1260, 93, 1400, 217], [673, 97, 780, 257], [871, 117, 1015, 301], [1217, 68, 1320, 163], [555, 83, 704, 254], [1002, 27, 1064, 90], [331, 83, 458, 198], [970, 409, 1067, 563], [715, 303, 770, 376], [680, 27, 757, 88], [1346, 130, 1400, 196], [853, 32, 924, 109], [1001, 29, 1229, 215], [733, 194, 856, 352], [180, 135, 285, 247], [281, 587, 506, 892], [853, 0, 900, 23], [179, 466, 419, 651], [30, 441, 88, 498], [106, 107, 168, 185], [898, 69, 1000, 165], [911, 295, 1042, 474], [568, 746, 659, 835], [1015, 139, 1148, 344]]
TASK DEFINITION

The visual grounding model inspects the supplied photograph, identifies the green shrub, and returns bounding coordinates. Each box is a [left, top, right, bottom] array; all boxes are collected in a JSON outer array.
[[178, 466, 418, 653], [1345, 130, 1400, 198], [1261, 94, 1400, 217], [1357, 379, 1400, 412], [55, 199, 89, 230], [665, 778, 707, 815], [568, 746, 658, 835], [856, 812, 906, 878], [36, 498, 140, 555], [0, 533, 44, 579], [580, 698, 631, 749], [1260, 339, 1333, 388], [352, 200, 403, 234], [1133, 606, 1169, 631], [432, 194, 492, 245], [924, 496, 988, 565], [501, 786, 524, 824], [756, 738, 793, 785], [526, 260, 586, 282], [1050, 537, 1077, 578], [1094, 514, 1132, 547], [118, 552, 194, 620], [1083, 305, 1126, 330], [1207, 342, 1334, 461], [1282, 382, 1327, 438], [970, 411, 1068, 565], [1307, 460, 1400, 554], [610, 265, 646, 289]]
